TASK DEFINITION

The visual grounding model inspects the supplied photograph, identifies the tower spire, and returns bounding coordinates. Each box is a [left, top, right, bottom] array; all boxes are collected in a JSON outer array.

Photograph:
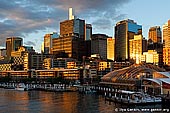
[[69, 8, 75, 20]]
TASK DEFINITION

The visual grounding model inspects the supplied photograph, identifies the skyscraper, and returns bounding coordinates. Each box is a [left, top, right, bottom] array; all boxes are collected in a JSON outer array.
[[115, 19, 142, 61], [53, 8, 86, 60], [148, 26, 162, 52], [85, 24, 92, 40], [44, 32, 59, 54], [60, 18, 85, 39], [163, 20, 170, 48], [60, 8, 85, 39], [148, 26, 162, 43], [107, 38, 114, 61], [6, 37, 23, 59], [52, 34, 85, 60], [163, 20, 170, 66], [91, 34, 108, 60], [129, 34, 147, 64]]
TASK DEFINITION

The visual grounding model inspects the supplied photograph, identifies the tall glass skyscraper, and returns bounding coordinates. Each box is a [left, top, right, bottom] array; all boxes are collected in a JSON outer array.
[[115, 19, 142, 61]]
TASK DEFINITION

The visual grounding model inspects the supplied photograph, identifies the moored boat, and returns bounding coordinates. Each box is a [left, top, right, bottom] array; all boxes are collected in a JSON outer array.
[[106, 90, 161, 105], [15, 83, 27, 91]]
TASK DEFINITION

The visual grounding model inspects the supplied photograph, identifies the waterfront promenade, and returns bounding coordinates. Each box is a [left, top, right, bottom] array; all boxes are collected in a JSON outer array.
[[0, 82, 77, 92]]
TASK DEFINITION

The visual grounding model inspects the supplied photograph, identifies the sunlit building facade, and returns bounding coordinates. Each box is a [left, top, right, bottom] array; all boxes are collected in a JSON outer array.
[[163, 20, 170, 48], [44, 32, 59, 54], [148, 26, 162, 43], [129, 34, 147, 64], [6, 37, 23, 59], [107, 38, 114, 61], [52, 35, 85, 60], [60, 18, 85, 39], [56, 9, 86, 60], [115, 19, 142, 61], [142, 50, 160, 65], [163, 48, 170, 66], [163, 20, 170, 65]]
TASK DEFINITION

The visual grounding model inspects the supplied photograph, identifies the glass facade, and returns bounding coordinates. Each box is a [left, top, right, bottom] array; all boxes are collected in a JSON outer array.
[[128, 22, 142, 33], [74, 19, 85, 39], [115, 19, 142, 61]]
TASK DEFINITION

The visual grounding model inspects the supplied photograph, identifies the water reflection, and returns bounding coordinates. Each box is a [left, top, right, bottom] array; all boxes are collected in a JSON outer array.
[[0, 89, 169, 113]]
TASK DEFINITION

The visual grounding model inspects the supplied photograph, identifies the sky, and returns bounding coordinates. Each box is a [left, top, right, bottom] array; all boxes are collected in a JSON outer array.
[[0, 0, 170, 52]]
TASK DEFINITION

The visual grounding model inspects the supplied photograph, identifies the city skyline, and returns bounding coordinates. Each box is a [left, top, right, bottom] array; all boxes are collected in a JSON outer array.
[[0, 0, 170, 52]]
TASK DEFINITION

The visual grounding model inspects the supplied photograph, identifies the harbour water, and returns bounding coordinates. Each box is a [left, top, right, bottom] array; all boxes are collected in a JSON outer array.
[[0, 88, 169, 113]]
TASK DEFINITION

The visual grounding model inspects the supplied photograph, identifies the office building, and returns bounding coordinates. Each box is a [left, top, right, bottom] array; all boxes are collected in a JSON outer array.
[[85, 24, 92, 40], [163, 20, 170, 48], [163, 20, 170, 65], [0, 49, 6, 60], [91, 34, 108, 60], [107, 38, 114, 61], [163, 48, 170, 66], [60, 8, 85, 39], [115, 19, 142, 61], [44, 32, 59, 54], [52, 34, 85, 60], [6, 37, 23, 59], [44, 34, 52, 54], [148, 26, 163, 53], [142, 50, 161, 65], [129, 34, 147, 64], [53, 8, 86, 60], [148, 26, 162, 43], [41, 42, 44, 54], [60, 18, 85, 39], [11, 46, 35, 70]]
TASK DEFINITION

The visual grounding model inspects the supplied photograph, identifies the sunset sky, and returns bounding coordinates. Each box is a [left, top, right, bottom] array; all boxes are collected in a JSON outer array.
[[0, 0, 170, 52]]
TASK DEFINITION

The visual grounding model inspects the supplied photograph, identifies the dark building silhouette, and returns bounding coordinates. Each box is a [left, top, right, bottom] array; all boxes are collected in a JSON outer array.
[[91, 34, 108, 60]]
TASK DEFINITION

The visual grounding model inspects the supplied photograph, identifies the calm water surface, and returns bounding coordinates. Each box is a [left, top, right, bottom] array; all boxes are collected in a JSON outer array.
[[0, 88, 169, 113]]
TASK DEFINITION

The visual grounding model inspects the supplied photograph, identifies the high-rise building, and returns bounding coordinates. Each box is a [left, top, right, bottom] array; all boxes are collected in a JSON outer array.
[[163, 20, 170, 48], [85, 24, 92, 40], [148, 26, 162, 43], [44, 32, 59, 54], [54, 8, 86, 60], [91, 34, 108, 60], [129, 34, 147, 64], [60, 8, 85, 39], [60, 19, 85, 39], [163, 20, 170, 66], [115, 19, 142, 61], [148, 26, 162, 53], [52, 34, 86, 60], [41, 42, 44, 54], [84, 24, 92, 57], [142, 50, 161, 65], [44, 34, 52, 54], [6, 37, 23, 59], [107, 38, 114, 61]]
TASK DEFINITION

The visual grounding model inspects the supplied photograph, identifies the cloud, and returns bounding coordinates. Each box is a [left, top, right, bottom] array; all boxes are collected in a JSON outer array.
[[24, 41, 36, 46], [0, 0, 131, 48], [92, 19, 112, 30]]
